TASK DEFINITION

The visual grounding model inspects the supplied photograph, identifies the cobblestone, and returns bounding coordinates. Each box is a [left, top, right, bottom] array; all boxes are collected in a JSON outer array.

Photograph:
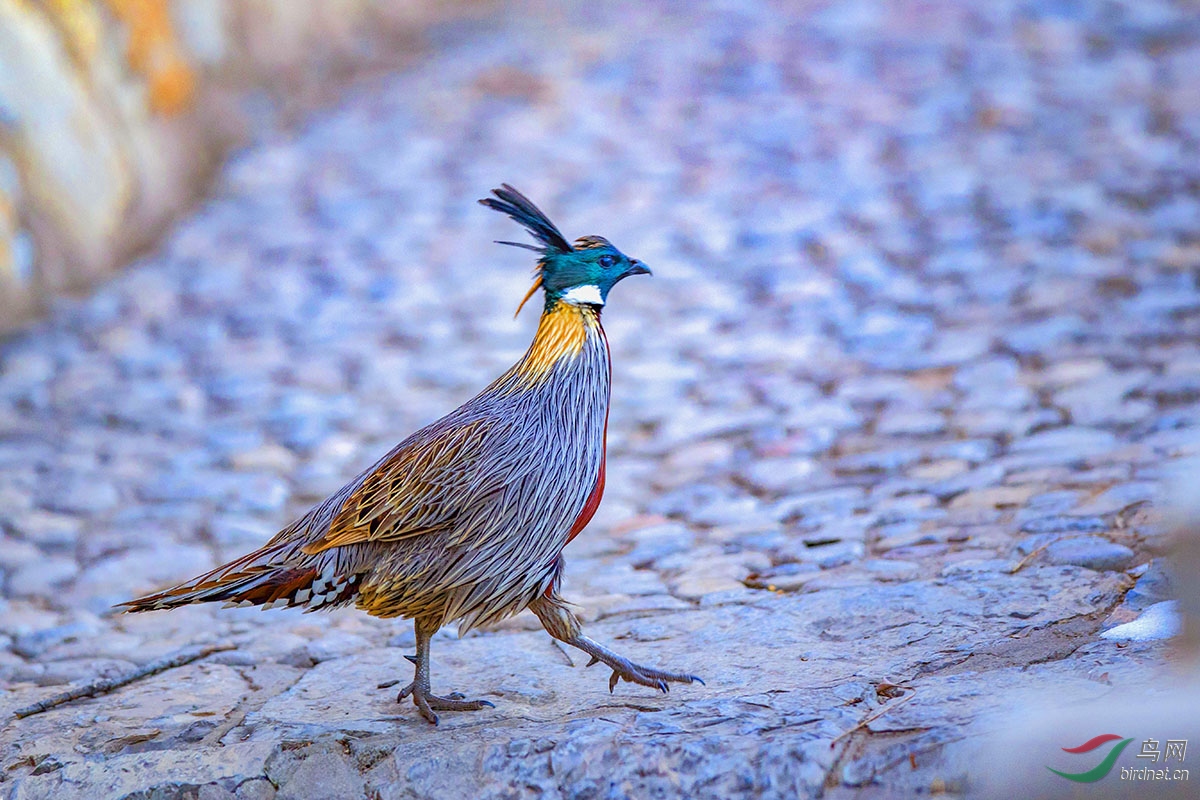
[[2, 0, 1199, 797]]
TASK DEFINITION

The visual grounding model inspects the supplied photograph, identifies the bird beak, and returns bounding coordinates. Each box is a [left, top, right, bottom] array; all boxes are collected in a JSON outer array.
[[624, 260, 651, 277]]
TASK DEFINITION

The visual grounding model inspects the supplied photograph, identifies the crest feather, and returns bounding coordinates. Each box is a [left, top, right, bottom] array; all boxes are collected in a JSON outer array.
[[479, 185, 574, 255], [573, 235, 611, 250]]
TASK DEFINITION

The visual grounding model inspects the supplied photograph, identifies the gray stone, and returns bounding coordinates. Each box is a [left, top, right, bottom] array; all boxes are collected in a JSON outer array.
[[683, 493, 766, 529], [931, 439, 998, 463], [236, 778, 278, 800], [1009, 427, 1118, 457], [8, 557, 79, 597], [1044, 537, 1136, 571], [738, 457, 819, 495], [668, 555, 758, 600], [305, 632, 372, 663], [11, 618, 102, 659], [835, 447, 925, 474], [1055, 370, 1153, 426], [199, 784, 237, 800], [875, 409, 946, 436], [209, 514, 276, 550], [74, 546, 213, 603], [1019, 515, 1108, 534], [623, 523, 696, 568], [274, 749, 365, 800], [771, 487, 867, 522], [0, 536, 41, 570], [931, 464, 1007, 501], [35, 476, 120, 515], [744, 561, 822, 592], [863, 559, 921, 581], [8, 511, 79, 548], [1123, 559, 1176, 611], [1072, 482, 1158, 515], [6, 743, 274, 800]]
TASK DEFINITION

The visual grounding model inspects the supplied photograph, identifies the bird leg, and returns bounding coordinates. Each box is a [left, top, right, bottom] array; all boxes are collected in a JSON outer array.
[[529, 594, 703, 694], [564, 633, 704, 693], [395, 616, 493, 724]]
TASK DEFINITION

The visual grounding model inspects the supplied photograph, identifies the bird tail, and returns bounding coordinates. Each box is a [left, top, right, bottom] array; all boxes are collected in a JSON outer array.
[[117, 543, 360, 613]]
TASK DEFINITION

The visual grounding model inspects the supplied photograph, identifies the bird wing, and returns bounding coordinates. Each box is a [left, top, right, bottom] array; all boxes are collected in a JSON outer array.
[[300, 416, 502, 554]]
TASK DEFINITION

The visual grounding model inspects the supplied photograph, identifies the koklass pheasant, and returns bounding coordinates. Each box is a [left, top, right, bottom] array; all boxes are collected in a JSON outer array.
[[121, 185, 702, 724]]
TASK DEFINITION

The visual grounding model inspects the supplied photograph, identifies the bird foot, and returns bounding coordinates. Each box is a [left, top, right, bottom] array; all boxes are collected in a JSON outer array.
[[580, 646, 704, 694], [396, 682, 494, 725]]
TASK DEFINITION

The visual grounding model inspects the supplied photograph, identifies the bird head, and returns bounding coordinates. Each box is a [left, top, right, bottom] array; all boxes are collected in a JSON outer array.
[[480, 184, 651, 317]]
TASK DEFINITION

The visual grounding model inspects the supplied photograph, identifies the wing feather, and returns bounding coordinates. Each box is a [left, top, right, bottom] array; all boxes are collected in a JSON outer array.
[[300, 417, 498, 554]]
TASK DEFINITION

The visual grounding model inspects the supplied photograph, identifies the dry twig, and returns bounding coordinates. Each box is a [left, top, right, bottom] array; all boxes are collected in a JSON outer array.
[[831, 690, 918, 745]]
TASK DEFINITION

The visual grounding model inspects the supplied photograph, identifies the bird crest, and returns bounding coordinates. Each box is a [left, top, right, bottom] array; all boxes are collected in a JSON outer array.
[[480, 185, 648, 318], [479, 185, 571, 317]]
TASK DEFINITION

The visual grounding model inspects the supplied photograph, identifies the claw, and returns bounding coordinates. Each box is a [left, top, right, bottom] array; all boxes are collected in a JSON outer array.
[[377, 679, 400, 689], [691, 675, 705, 686], [404, 654, 418, 665], [396, 680, 496, 722], [586, 655, 601, 668], [412, 691, 439, 725], [562, 635, 703, 697]]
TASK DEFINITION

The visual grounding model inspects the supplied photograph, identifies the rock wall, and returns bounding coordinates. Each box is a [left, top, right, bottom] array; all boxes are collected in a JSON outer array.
[[0, 0, 477, 334]]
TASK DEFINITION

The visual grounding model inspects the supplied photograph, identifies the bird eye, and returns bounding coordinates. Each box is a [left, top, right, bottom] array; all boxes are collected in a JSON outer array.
[[599, 255, 615, 268]]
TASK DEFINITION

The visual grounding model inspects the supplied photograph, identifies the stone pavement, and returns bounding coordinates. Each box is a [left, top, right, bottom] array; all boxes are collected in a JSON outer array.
[[2, 0, 1198, 797]]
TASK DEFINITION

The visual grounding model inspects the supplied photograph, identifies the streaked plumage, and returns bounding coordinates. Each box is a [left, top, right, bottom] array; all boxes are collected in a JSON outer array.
[[121, 185, 701, 724]]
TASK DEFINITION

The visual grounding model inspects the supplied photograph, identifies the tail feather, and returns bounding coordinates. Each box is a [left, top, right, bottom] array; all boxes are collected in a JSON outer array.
[[117, 545, 361, 613]]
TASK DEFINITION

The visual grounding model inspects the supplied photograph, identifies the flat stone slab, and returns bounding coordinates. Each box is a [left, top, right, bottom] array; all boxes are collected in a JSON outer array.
[[0, 568, 1142, 798]]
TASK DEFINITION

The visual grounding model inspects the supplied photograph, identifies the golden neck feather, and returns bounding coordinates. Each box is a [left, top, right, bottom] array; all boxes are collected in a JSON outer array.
[[513, 301, 601, 385]]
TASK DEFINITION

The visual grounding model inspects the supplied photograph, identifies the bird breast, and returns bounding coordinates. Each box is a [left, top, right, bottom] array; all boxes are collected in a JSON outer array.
[[349, 304, 611, 630]]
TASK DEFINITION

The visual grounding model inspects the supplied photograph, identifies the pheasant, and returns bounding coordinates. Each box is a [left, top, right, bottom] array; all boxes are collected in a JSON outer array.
[[120, 185, 702, 724]]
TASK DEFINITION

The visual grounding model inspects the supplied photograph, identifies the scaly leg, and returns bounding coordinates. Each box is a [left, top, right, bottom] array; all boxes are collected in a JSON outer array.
[[396, 616, 494, 724], [529, 594, 703, 694]]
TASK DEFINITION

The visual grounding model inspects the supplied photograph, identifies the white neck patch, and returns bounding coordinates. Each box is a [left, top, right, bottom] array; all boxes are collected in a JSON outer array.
[[560, 284, 605, 306]]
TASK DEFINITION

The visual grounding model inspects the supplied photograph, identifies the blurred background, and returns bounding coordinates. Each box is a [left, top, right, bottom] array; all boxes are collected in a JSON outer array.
[[0, 0, 479, 332], [2, 1, 1200, 797]]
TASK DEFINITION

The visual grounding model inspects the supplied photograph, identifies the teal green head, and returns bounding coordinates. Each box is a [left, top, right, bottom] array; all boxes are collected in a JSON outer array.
[[480, 184, 651, 316]]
